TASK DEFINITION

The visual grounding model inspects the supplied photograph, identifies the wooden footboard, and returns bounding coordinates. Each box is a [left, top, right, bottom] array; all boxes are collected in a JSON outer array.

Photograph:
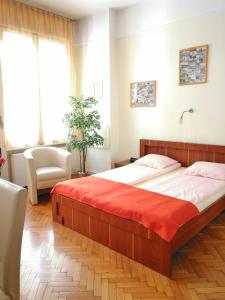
[[52, 192, 225, 277], [52, 194, 172, 276]]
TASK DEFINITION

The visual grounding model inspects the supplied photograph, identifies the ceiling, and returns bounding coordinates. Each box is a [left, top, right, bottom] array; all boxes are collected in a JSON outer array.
[[18, 0, 142, 19]]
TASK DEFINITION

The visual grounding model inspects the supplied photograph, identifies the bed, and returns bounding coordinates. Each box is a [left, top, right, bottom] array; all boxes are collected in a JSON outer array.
[[51, 139, 225, 276]]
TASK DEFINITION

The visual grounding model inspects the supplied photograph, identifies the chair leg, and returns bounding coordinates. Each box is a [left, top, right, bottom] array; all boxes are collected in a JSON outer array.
[[28, 186, 38, 205]]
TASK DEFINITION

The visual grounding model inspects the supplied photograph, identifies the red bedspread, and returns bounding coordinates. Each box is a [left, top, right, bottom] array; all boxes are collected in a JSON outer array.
[[51, 176, 199, 242]]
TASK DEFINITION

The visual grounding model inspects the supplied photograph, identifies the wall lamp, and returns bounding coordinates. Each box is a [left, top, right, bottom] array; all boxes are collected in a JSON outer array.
[[179, 108, 194, 124]]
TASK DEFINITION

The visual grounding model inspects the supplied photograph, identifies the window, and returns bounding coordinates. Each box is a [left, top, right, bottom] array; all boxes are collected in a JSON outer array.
[[1, 31, 71, 148]]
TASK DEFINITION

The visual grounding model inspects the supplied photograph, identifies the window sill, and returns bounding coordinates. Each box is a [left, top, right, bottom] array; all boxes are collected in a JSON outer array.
[[5, 142, 67, 155]]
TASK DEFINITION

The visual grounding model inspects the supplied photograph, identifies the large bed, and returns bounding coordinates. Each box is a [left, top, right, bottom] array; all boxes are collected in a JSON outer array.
[[51, 139, 225, 276]]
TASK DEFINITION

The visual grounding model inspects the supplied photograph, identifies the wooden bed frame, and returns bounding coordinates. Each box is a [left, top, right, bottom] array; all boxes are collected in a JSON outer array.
[[52, 139, 225, 276]]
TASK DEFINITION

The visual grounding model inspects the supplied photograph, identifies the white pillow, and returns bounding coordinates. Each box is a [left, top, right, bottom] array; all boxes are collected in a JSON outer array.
[[134, 154, 178, 169], [184, 161, 225, 181]]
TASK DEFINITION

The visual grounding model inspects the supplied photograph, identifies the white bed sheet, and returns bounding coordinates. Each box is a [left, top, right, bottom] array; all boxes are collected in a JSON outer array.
[[93, 162, 181, 185], [136, 168, 225, 212]]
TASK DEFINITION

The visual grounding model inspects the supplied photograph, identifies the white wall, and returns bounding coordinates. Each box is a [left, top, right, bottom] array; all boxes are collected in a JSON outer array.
[[109, 10, 120, 163], [75, 1, 225, 167], [113, 7, 225, 159], [116, 0, 225, 38], [74, 11, 112, 173]]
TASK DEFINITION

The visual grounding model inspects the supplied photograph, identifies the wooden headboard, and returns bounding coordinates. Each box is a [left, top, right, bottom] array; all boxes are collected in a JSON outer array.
[[140, 139, 225, 167]]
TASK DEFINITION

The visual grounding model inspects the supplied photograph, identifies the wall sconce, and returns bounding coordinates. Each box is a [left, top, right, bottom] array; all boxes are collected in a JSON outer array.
[[179, 108, 194, 124]]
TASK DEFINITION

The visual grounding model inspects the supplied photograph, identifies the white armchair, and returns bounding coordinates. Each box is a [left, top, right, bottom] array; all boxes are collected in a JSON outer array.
[[24, 147, 72, 205], [0, 179, 27, 300]]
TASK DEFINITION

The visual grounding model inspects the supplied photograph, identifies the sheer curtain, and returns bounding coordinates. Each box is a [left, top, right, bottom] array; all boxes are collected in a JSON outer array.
[[38, 38, 70, 144], [0, 0, 75, 149], [1, 31, 39, 147]]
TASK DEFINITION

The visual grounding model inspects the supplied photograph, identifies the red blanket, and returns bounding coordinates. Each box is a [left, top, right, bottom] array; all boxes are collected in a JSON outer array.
[[51, 176, 199, 242]]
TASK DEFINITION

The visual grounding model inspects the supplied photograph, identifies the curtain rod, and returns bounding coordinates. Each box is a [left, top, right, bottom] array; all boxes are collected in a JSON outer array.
[[13, 0, 72, 21]]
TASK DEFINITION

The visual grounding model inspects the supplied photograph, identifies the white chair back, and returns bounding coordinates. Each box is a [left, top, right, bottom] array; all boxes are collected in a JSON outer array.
[[27, 147, 58, 168], [0, 179, 27, 300]]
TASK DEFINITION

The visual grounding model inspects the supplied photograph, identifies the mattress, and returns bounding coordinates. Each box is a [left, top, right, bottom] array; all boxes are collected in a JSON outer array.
[[136, 168, 225, 212], [93, 162, 181, 185]]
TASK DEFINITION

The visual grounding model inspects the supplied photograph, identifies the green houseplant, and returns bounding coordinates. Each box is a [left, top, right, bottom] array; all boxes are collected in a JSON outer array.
[[64, 96, 104, 174]]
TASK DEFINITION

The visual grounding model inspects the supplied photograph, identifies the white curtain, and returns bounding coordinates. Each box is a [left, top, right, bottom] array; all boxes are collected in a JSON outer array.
[[38, 38, 70, 144], [0, 0, 75, 149], [1, 31, 40, 147], [1, 31, 71, 148]]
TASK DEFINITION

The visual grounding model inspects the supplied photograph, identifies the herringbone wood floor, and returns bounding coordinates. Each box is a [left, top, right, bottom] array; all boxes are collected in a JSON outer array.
[[21, 195, 225, 300]]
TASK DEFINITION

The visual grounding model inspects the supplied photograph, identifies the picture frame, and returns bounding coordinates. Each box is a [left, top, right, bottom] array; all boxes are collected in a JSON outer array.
[[179, 45, 208, 85], [130, 80, 156, 107]]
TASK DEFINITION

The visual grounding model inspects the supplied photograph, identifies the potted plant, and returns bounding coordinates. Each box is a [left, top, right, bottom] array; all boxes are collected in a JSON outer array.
[[64, 96, 104, 174]]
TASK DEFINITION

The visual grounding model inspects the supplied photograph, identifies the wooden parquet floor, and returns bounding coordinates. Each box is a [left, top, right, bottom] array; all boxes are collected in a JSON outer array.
[[20, 195, 225, 300]]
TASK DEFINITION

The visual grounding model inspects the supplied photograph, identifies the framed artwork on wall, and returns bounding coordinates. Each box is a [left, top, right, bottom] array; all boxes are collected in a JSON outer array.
[[130, 80, 156, 107], [179, 45, 208, 85]]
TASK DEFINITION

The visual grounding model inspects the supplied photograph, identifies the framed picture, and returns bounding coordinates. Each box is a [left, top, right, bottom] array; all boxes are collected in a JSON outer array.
[[179, 45, 208, 85], [130, 80, 156, 107]]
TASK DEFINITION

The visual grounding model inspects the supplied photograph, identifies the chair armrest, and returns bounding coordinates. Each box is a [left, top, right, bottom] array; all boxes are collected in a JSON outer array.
[[23, 150, 33, 160], [55, 148, 72, 179]]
